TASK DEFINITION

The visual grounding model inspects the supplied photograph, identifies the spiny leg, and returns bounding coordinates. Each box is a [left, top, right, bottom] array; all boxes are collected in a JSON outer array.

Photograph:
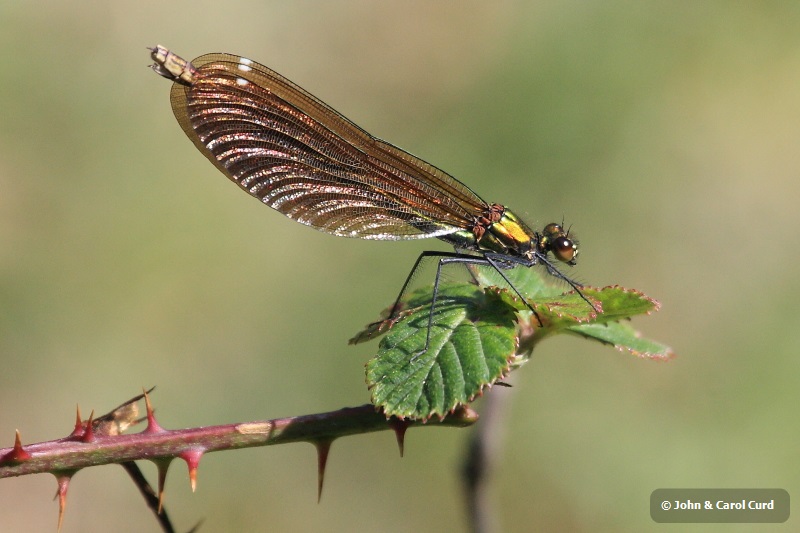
[[483, 254, 545, 327], [354, 251, 489, 345], [408, 255, 497, 362], [382, 250, 482, 325], [536, 255, 599, 313]]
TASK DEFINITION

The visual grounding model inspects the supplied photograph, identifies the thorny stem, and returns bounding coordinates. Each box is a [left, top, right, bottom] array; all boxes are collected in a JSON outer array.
[[0, 403, 477, 478]]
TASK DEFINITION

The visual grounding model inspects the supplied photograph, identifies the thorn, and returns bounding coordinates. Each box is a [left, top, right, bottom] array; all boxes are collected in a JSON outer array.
[[153, 458, 173, 514], [142, 388, 165, 434], [313, 439, 334, 503], [388, 418, 411, 458], [179, 450, 204, 492], [53, 473, 73, 533], [2, 430, 32, 464], [12, 430, 31, 460], [313, 439, 334, 502], [80, 411, 96, 443], [70, 405, 84, 437]]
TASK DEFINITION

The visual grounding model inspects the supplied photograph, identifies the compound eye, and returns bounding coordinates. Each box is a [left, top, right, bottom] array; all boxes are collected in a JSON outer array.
[[542, 223, 563, 237], [552, 236, 577, 263]]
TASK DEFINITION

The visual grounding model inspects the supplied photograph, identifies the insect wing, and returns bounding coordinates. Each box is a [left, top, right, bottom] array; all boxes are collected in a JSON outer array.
[[169, 53, 488, 240]]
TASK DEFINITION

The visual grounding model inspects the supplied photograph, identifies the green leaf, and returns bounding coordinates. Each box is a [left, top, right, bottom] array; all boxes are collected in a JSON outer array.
[[579, 285, 660, 321], [364, 283, 518, 420], [525, 285, 673, 358], [355, 263, 674, 419], [566, 321, 675, 360], [468, 260, 562, 300], [528, 285, 657, 330]]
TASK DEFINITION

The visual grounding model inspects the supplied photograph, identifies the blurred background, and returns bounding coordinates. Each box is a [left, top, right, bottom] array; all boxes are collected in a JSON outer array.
[[1, 1, 798, 531]]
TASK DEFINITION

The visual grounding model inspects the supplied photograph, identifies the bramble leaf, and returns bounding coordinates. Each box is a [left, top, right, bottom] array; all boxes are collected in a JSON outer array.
[[355, 264, 674, 419], [566, 321, 674, 360], [364, 284, 518, 420]]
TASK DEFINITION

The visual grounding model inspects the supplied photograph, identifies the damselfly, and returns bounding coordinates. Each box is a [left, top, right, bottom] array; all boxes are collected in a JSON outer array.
[[149, 45, 597, 350]]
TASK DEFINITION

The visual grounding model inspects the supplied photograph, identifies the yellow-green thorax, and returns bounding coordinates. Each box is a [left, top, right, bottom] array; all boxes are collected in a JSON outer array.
[[474, 206, 535, 256]]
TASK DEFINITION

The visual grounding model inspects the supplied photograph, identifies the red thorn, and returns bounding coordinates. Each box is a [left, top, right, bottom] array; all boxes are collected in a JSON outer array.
[[54, 473, 72, 532], [1, 430, 32, 464], [313, 439, 334, 503], [153, 458, 173, 514], [69, 405, 84, 437], [80, 411, 96, 443], [388, 418, 411, 458], [12, 430, 32, 461], [179, 450, 203, 492], [143, 388, 165, 434]]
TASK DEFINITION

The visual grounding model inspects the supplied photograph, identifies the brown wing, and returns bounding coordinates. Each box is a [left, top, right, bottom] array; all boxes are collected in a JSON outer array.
[[169, 52, 488, 240]]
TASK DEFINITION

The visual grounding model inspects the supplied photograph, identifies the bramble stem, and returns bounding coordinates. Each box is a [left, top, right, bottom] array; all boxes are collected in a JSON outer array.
[[1, 403, 477, 478]]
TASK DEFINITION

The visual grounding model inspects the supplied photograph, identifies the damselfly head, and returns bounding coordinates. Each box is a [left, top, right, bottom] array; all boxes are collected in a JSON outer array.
[[539, 223, 578, 265]]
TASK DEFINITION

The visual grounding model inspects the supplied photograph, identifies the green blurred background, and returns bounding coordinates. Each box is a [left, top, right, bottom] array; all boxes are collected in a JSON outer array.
[[1, 1, 798, 531]]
